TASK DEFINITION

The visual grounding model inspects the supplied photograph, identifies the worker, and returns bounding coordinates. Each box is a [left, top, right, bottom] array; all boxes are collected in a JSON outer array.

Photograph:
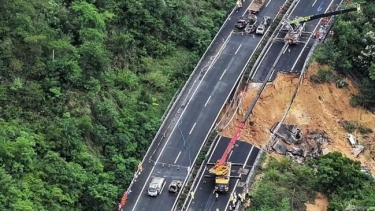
[[190, 191, 195, 200], [213, 187, 218, 193], [232, 197, 237, 207], [215, 192, 219, 201]]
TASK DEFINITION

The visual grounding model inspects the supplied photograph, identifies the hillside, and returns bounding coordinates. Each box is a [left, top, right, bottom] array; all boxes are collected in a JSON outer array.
[[0, 0, 233, 210], [219, 63, 375, 174]]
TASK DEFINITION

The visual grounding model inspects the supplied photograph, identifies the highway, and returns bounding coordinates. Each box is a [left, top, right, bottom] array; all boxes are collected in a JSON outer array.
[[123, 1, 268, 210], [185, 137, 260, 211], [251, 0, 343, 82], [181, 0, 288, 210], [183, 0, 346, 210]]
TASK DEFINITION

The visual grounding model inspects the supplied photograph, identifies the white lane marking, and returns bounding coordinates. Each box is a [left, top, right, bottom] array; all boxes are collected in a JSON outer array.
[[252, 33, 279, 73], [185, 137, 223, 208], [235, 44, 242, 55], [131, 31, 234, 211], [177, 7, 271, 206], [242, 0, 254, 16], [250, 0, 304, 79], [266, 0, 272, 7], [172, 35, 256, 210], [174, 151, 182, 164], [291, 0, 335, 71], [312, 0, 318, 7], [204, 96, 212, 107], [219, 69, 227, 80], [250, 0, 306, 79], [189, 122, 197, 134], [224, 145, 255, 210], [283, 46, 289, 54]]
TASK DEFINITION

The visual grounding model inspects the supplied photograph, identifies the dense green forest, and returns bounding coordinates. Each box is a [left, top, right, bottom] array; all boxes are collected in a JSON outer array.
[[248, 1, 375, 210], [248, 153, 375, 211], [0, 0, 233, 210], [314, 0, 375, 109]]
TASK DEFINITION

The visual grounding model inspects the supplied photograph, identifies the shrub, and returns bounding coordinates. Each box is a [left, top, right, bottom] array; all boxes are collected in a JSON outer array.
[[310, 67, 337, 83], [340, 120, 373, 135]]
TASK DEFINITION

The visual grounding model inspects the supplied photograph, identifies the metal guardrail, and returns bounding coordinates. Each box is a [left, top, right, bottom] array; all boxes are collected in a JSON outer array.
[[233, 1, 348, 210], [161, 87, 181, 121], [247, 0, 300, 82], [119, 3, 242, 208], [177, 0, 299, 210], [265, 0, 345, 150], [178, 134, 220, 210], [215, 0, 288, 132], [219, 0, 299, 133], [234, 150, 264, 211]]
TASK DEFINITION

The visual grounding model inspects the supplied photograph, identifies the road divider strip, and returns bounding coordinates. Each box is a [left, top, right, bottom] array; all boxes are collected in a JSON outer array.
[[119, 3, 242, 209], [175, 0, 299, 210]]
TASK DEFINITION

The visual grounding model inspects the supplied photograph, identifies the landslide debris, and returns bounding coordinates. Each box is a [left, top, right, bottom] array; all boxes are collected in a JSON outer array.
[[218, 62, 375, 175]]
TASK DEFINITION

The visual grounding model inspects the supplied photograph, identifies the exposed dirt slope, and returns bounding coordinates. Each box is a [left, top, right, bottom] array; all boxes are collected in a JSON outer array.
[[219, 62, 375, 175], [305, 192, 328, 211]]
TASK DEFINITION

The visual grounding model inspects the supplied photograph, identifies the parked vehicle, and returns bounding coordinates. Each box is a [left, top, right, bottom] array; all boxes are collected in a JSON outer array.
[[256, 16, 271, 35], [148, 177, 166, 197], [235, 14, 258, 34], [168, 180, 182, 193]]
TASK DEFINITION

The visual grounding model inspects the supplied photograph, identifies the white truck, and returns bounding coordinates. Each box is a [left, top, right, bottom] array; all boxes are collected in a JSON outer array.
[[249, 0, 265, 14], [148, 177, 166, 196]]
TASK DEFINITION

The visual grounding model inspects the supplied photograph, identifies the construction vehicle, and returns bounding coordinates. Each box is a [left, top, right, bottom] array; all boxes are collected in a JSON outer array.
[[168, 180, 182, 193], [235, 13, 258, 34], [207, 70, 267, 193], [256, 16, 271, 35], [276, 5, 360, 44], [249, 0, 265, 14], [147, 177, 166, 196]]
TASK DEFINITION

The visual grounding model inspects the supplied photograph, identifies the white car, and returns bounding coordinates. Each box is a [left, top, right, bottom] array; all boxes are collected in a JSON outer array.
[[256, 24, 265, 34], [256, 16, 271, 35]]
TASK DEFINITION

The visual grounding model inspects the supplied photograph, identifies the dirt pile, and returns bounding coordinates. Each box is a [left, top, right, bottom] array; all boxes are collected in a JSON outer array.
[[305, 192, 328, 211], [219, 62, 375, 174]]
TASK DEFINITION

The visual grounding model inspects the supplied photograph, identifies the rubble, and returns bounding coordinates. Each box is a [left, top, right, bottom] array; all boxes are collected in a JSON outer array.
[[269, 124, 334, 162], [347, 133, 357, 147], [270, 123, 302, 144], [219, 65, 375, 175], [351, 145, 365, 158], [271, 140, 288, 155], [345, 133, 366, 158], [269, 123, 371, 164]]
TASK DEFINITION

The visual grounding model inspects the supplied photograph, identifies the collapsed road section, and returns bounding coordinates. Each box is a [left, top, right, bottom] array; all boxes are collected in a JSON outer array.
[[120, 1, 277, 210]]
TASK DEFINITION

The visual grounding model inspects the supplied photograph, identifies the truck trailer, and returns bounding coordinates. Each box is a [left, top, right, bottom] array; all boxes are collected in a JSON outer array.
[[249, 0, 265, 14]]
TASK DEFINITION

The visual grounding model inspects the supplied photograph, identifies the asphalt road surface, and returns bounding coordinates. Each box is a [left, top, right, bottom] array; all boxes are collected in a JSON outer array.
[[185, 137, 260, 211], [251, 0, 342, 82], [123, 1, 270, 210], [182, 0, 346, 211]]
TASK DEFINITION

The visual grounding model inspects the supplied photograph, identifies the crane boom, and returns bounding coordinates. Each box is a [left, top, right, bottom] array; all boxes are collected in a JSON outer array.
[[290, 6, 360, 25], [217, 88, 260, 166]]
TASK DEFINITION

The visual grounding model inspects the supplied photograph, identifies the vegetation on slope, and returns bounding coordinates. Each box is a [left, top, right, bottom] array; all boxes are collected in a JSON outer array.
[[249, 2, 375, 210], [248, 152, 375, 211], [313, 0, 375, 109], [0, 0, 233, 210]]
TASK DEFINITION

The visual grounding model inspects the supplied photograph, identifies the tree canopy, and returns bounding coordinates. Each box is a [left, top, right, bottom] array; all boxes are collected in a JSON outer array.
[[0, 0, 233, 210], [313, 0, 375, 108], [248, 153, 375, 211]]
